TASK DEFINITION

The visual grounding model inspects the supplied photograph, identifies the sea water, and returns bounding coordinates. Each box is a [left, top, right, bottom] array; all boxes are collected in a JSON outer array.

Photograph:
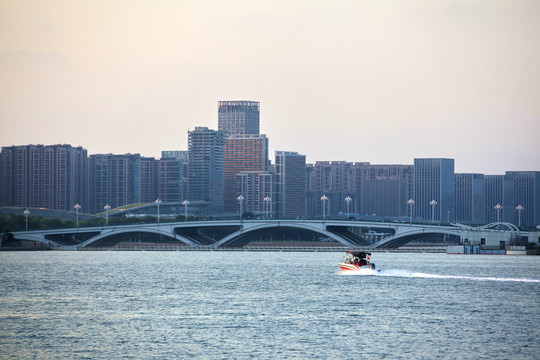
[[0, 251, 538, 359]]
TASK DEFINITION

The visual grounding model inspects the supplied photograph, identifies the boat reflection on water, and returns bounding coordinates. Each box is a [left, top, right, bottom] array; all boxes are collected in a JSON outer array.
[[338, 251, 380, 272]]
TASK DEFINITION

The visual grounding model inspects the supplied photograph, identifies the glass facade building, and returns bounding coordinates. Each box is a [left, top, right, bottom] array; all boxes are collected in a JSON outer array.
[[275, 151, 306, 218], [187, 127, 225, 214], [218, 101, 260, 135], [413, 158, 455, 222]]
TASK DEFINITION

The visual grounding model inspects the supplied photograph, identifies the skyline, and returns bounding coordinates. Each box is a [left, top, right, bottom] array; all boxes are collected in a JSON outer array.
[[1, 1, 539, 175]]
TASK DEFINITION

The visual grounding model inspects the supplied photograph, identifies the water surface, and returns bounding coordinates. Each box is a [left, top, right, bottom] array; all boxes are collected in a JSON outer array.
[[1, 251, 538, 359]]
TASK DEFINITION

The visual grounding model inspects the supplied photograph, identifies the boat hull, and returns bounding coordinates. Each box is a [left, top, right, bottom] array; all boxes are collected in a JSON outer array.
[[339, 263, 379, 272]]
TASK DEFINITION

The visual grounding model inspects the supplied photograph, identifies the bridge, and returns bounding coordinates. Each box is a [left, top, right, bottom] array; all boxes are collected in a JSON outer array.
[[11, 219, 527, 249]]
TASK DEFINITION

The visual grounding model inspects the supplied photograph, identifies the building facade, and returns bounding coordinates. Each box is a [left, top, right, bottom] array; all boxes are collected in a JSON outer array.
[[236, 171, 273, 215], [223, 134, 269, 212], [0, 144, 88, 212], [218, 100, 260, 135], [187, 127, 225, 214], [484, 175, 514, 224], [506, 171, 540, 228], [455, 173, 485, 224], [275, 151, 306, 218], [413, 158, 455, 222], [88, 153, 141, 214]]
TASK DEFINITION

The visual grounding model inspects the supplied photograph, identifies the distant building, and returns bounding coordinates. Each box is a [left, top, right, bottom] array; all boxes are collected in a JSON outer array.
[[218, 100, 260, 135], [275, 151, 306, 218], [236, 171, 273, 215], [161, 150, 188, 162], [413, 158, 455, 222], [0, 144, 87, 212], [88, 153, 141, 214], [455, 173, 485, 224], [506, 171, 540, 227], [158, 158, 184, 203], [223, 134, 269, 212], [484, 175, 514, 224], [356, 164, 413, 218], [141, 157, 158, 203], [187, 127, 225, 214]]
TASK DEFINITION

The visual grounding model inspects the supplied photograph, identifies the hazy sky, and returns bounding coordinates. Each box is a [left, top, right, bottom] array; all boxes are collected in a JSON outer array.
[[1, 0, 539, 174]]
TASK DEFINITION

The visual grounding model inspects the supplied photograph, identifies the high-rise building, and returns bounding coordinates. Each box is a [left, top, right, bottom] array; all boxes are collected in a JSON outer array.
[[275, 151, 306, 218], [88, 153, 141, 214], [218, 101, 260, 135], [157, 158, 183, 202], [187, 127, 226, 214], [484, 175, 514, 224], [455, 173, 485, 224], [236, 171, 273, 215], [354, 163, 413, 218], [141, 157, 158, 203], [506, 171, 540, 228], [413, 158, 455, 222], [0, 144, 87, 212], [223, 134, 269, 212]]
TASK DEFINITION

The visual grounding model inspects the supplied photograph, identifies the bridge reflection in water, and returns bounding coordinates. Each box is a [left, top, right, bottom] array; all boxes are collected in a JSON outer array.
[[12, 219, 526, 250]]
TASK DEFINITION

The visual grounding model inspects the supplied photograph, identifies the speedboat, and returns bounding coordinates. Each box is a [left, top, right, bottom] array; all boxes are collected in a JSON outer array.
[[339, 251, 380, 272]]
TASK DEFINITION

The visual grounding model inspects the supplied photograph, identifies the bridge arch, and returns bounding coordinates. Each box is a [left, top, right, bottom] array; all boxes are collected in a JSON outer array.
[[79, 228, 195, 247], [214, 222, 369, 248]]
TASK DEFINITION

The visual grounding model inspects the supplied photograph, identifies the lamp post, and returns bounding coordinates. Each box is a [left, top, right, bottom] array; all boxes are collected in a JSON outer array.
[[155, 198, 162, 224], [429, 199, 437, 224], [104, 204, 111, 225], [182, 200, 190, 222], [237, 195, 244, 223], [345, 196, 352, 219], [74, 203, 82, 229], [494, 204, 502, 229], [23, 209, 30, 231], [264, 196, 271, 219], [407, 199, 415, 225], [321, 195, 328, 221], [516, 204, 524, 228]]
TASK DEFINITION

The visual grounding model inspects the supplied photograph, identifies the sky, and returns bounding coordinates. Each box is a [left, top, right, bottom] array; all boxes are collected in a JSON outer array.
[[1, 0, 539, 175]]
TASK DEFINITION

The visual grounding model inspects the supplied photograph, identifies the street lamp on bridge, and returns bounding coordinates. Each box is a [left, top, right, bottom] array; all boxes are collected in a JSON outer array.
[[516, 204, 524, 228], [407, 199, 415, 225], [237, 195, 244, 223], [182, 200, 190, 222], [494, 203, 502, 229], [429, 199, 437, 224], [155, 198, 162, 224], [264, 196, 271, 219], [23, 209, 30, 231], [104, 204, 111, 225], [321, 195, 328, 221], [345, 196, 352, 219], [74, 203, 82, 229]]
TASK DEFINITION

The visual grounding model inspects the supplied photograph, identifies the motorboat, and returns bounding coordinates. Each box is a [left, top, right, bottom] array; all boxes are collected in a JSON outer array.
[[339, 251, 380, 272]]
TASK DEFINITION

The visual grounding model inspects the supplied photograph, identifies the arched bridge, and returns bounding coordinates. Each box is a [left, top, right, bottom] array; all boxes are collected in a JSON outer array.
[[10, 219, 508, 249]]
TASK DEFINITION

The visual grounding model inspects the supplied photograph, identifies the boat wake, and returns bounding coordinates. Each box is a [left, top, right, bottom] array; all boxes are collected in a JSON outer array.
[[340, 269, 540, 283]]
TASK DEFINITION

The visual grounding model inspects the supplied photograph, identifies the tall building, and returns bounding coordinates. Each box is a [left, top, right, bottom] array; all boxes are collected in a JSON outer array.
[[218, 101, 260, 135], [413, 158, 455, 222], [455, 173, 485, 224], [88, 154, 141, 214], [506, 171, 540, 228], [484, 175, 514, 224], [236, 171, 273, 215], [141, 157, 158, 203], [0, 144, 87, 212], [187, 127, 226, 214], [223, 134, 269, 212], [157, 158, 184, 202], [275, 151, 306, 218], [355, 163, 413, 218]]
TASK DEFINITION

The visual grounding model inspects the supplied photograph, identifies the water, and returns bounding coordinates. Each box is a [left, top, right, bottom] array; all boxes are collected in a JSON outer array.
[[0, 251, 538, 359]]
